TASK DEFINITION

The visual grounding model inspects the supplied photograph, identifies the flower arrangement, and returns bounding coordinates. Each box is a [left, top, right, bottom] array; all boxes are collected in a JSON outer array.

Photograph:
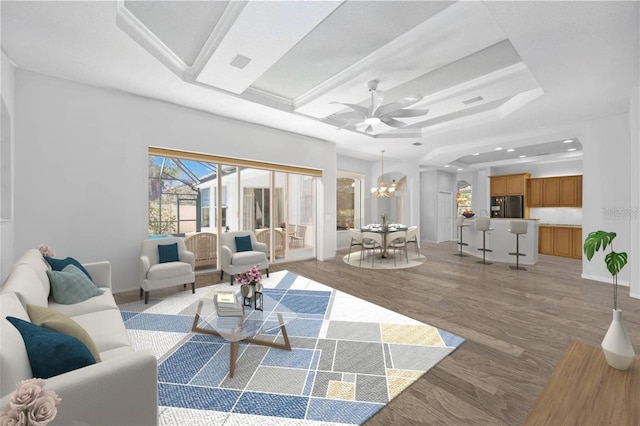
[[236, 265, 262, 287], [380, 211, 389, 228], [0, 379, 61, 426], [37, 244, 56, 258]]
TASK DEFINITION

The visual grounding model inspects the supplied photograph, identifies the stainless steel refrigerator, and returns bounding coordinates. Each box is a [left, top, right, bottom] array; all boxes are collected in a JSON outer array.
[[490, 195, 525, 218]]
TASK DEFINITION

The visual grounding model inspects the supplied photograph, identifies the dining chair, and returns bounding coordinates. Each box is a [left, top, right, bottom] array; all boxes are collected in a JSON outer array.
[[361, 232, 383, 267], [386, 230, 408, 265], [347, 229, 363, 262], [405, 226, 420, 256], [292, 225, 306, 247], [287, 224, 297, 244]]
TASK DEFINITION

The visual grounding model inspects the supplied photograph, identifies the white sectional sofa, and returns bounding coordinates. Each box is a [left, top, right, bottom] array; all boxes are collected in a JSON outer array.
[[0, 249, 158, 426]]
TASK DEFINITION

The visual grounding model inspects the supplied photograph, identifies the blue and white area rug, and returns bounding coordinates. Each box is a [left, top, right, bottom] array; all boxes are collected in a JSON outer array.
[[119, 271, 465, 425]]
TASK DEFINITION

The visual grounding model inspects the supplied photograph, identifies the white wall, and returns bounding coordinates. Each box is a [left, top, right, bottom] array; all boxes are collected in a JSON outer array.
[[420, 171, 438, 242], [581, 113, 632, 290], [0, 50, 16, 282], [628, 86, 639, 298], [420, 170, 456, 242], [13, 69, 336, 292], [492, 158, 583, 178]]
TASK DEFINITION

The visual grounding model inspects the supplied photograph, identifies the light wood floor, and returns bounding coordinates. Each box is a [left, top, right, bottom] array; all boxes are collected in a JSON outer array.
[[116, 241, 640, 425]]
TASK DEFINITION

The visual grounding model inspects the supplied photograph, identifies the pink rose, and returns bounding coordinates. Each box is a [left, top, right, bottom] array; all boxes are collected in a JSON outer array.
[[37, 244, 56, 258], [10, 379, 45, 410], [26, 391, 60, 426], [0, 404, 26, 426]]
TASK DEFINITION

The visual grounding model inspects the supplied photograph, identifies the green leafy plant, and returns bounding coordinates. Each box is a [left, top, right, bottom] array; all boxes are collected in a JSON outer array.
[[583, 230, 628, 310]]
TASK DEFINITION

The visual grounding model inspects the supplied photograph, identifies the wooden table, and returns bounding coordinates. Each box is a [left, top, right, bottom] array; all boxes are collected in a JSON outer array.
[[523, 340, 640, 425]]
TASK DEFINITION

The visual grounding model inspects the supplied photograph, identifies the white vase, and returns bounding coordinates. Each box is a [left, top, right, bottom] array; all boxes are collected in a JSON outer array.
[[601, 308, 635, 370]]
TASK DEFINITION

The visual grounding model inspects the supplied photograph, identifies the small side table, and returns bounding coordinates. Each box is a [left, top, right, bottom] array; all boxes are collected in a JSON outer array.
[[523, 340, 640, 425]]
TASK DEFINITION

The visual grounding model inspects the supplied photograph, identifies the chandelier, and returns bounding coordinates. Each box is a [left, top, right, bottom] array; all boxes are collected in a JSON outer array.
[[371, 150, 397, 198]]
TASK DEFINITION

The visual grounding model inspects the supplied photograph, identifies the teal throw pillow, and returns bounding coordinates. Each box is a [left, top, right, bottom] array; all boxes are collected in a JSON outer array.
[[6, 316, 96, 379], [47, 264, 104, 304], [158, 242, 180, 263], [44, 256, 93, 281], [235, 235, 253, 252]]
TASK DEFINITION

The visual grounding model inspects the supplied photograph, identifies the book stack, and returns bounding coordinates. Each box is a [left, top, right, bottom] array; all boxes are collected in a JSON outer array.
[[214, 291, 243, 317]]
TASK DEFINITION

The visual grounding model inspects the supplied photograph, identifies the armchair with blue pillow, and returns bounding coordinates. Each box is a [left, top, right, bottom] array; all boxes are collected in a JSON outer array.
[[140, 237, 195, 304], [220, 231, 269, 285]]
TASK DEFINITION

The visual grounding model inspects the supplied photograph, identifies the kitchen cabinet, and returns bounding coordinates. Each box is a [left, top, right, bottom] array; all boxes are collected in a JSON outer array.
[[553, 227, 573, 257], [542, 178, 559, 206], [572, 227, 583, 259], [528, 179, 543, 207], [559, 175, 582, 207], [539, 226, 554, 254], [538, 225, 582, 259], [490, 173, 530, 196], [527, 175, 582, 208], [490, 176, 507, 197]]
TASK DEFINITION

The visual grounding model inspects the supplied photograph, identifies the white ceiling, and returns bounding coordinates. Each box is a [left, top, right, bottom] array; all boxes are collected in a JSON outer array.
[[1, 1, 638, 170]]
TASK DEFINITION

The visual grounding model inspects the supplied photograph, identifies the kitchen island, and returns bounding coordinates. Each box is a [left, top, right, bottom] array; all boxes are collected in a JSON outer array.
[[460, 218, 539, 265]]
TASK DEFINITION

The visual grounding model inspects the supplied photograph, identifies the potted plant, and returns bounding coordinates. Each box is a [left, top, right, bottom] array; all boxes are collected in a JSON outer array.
[[583, 230, 634, 370]]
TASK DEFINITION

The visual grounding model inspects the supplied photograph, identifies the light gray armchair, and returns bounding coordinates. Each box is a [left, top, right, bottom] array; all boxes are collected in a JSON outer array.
[[140, 237, 195, 304], [220, 231, 269, 285]]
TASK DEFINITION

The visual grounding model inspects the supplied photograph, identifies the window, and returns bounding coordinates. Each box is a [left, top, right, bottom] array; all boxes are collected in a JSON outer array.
[[337, 172, 363, 230], [457, 181, 472, 215], [148, 147, 321, 262], [201, 188, 210, 227], [213, 186, 227, 227]]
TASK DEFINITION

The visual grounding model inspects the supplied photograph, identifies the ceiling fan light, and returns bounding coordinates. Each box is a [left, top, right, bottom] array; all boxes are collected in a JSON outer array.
[[364, 117, 381, 126]]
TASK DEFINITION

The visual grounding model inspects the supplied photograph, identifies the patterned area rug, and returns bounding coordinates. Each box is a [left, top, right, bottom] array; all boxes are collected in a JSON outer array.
[[342, 250, 426, 269], [119, 271, 464, 425]]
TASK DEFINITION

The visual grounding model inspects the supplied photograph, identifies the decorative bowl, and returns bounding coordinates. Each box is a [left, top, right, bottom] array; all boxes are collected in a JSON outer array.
[[462, 213, 475, 218]]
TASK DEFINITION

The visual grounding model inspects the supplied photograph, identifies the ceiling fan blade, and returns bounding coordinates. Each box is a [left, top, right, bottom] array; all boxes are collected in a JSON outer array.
[[364, 125, 374, 134], [330, 101, 368, 116], [376, 94, 424, 116], [332, 110, 365, 121], [389, 108, 429, 118], [380, 116, 406, 128], [368, 89, 384, 117]]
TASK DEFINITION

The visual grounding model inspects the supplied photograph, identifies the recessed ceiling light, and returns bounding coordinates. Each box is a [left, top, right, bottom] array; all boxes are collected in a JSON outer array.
[[472, 153, 480, 156], [444, 165, 450, 168], [457, 168, 463, 171], [507, 148, 515, 152], [568, 148, 577, 152], [519, 155, 526, 158], [494, 147, 503, 151], [563, 139, 573, 144]]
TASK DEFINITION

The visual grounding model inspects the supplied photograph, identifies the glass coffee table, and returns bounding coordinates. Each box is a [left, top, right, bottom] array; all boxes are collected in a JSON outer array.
[[190, 292, 297, 378]]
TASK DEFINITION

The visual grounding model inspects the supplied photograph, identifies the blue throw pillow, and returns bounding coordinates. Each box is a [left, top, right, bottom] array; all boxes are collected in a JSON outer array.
[[235, 235, 253, 252], [6, 316, 96, 379], [158, 242, 180, 263], [47, 264, 104, 304], [44, 256, 92, 281]]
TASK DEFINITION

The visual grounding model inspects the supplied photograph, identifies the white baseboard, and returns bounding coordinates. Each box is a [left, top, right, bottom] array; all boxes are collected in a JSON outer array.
[[581, 273, 629, 287]]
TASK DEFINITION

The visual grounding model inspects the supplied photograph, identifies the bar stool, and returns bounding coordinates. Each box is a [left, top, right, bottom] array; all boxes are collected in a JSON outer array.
[[454, 215, 469, 257], [508, 220, 528, 270], [475, 217, 493, 265]]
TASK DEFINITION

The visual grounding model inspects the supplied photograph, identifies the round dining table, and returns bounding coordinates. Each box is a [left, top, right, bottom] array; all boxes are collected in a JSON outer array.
[[361, 224, 408, 258]]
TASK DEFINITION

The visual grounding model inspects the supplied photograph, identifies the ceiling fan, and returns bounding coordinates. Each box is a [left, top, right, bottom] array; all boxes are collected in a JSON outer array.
[[330, 80, 429, 134]]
